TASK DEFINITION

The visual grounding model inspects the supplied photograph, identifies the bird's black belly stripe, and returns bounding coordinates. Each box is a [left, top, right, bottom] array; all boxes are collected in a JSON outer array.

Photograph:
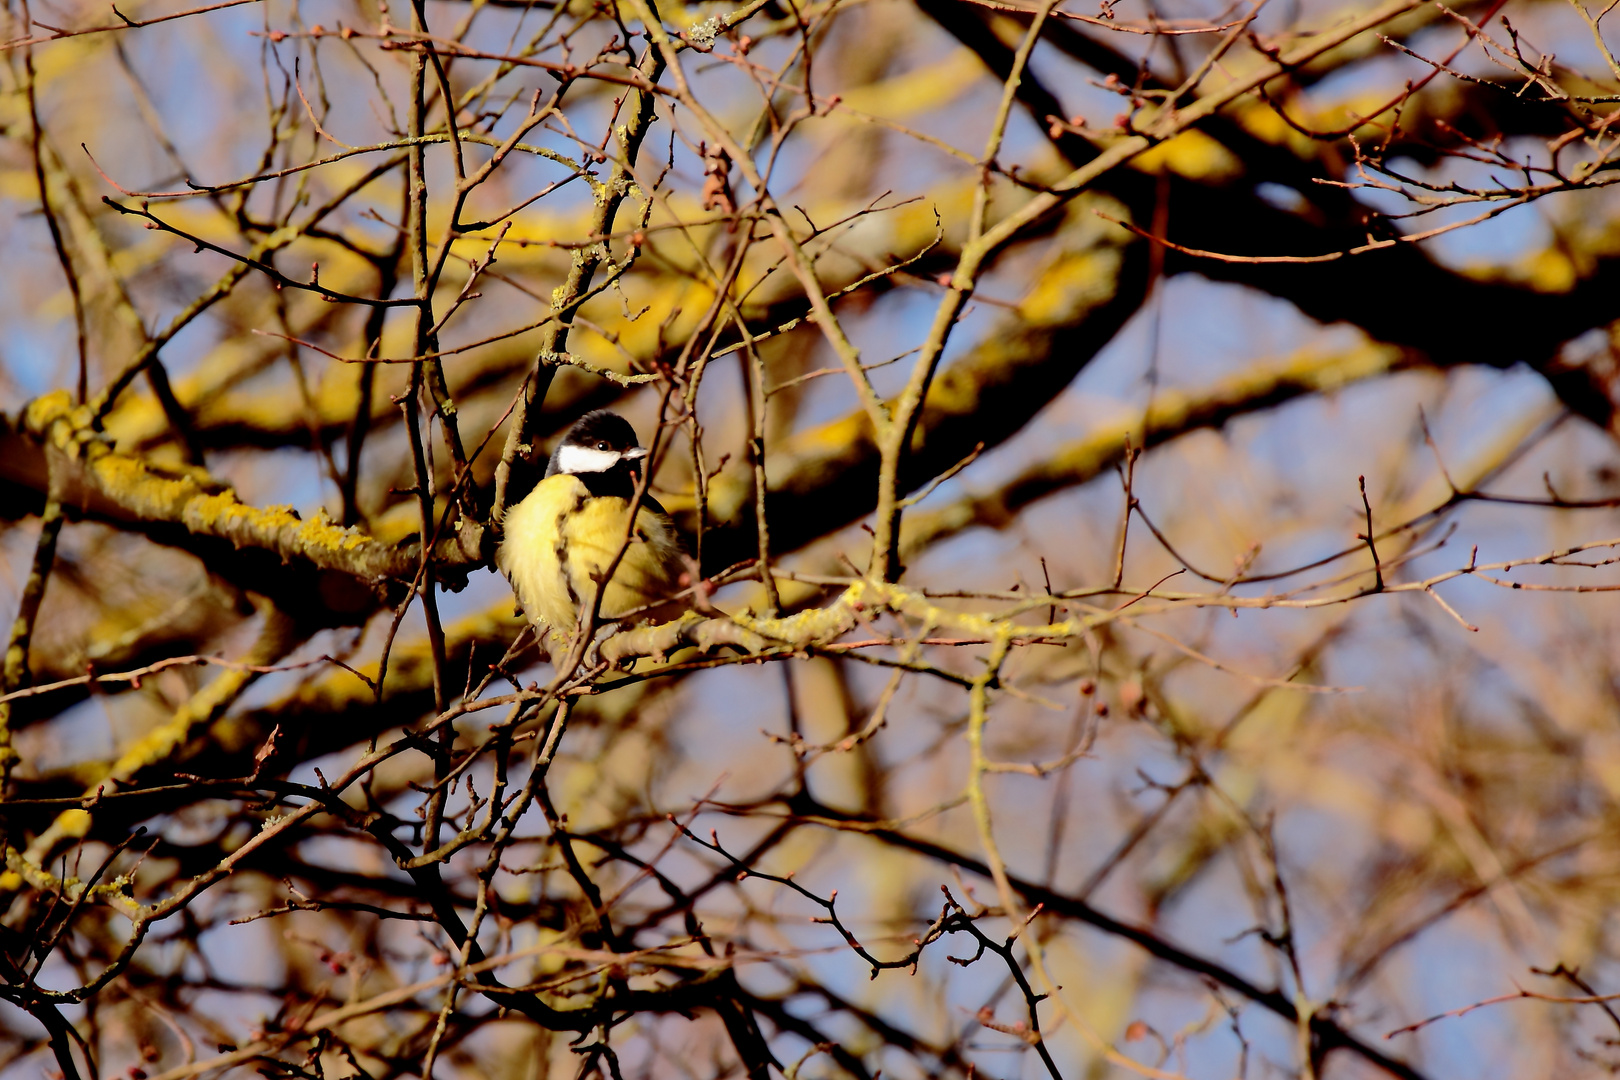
[[555, 491, 588, 613]]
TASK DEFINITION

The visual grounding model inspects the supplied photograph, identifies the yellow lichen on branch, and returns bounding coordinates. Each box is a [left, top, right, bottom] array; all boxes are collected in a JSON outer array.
[[11, 390, 479, 584]]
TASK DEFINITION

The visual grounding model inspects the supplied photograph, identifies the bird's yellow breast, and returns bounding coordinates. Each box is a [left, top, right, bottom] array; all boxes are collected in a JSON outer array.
[[496, 474, 683, 640]]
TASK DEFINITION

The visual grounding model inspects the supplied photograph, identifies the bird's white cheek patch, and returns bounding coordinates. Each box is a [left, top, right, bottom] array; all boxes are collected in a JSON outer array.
[[554, 444, 623, 474]]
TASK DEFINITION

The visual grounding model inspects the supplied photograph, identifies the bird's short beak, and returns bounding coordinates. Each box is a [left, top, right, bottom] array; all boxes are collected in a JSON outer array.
[[622, 446, 649, 461]]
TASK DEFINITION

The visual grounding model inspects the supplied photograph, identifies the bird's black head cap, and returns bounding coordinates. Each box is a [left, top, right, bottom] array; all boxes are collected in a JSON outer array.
[[561, 410, 640, 455], [546, 410, 648, 495]]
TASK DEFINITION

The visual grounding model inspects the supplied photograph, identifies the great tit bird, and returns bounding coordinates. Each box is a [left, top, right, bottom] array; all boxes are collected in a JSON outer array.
[[496, 410, 685, 646]]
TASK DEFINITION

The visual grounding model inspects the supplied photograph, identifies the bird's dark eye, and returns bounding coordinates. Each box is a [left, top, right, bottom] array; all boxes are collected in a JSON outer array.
[[597, 440, 609, 450]]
